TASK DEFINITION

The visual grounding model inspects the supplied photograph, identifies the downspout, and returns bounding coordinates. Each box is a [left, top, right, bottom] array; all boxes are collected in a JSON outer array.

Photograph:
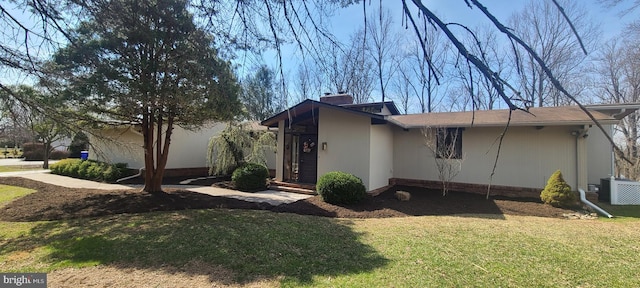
[[610, 125, 616, 178], [573, 126, 589, 190], [578, 188, 614, 218], [117, 167, 144, 183]]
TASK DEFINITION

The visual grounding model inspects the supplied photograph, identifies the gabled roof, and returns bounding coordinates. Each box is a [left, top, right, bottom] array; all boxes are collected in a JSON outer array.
[[388, 106, 620, 129], [260, 99, 386, 127]]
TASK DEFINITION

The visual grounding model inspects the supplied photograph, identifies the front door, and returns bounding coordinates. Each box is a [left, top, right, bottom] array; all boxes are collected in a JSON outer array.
[[297, 135, 318, 183]]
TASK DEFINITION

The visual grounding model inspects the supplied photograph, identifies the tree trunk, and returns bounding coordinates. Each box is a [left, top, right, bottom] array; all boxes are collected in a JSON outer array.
[[42, 142, 51, 169], [143, 172, 164, 194], [141, 115, 174, 194]]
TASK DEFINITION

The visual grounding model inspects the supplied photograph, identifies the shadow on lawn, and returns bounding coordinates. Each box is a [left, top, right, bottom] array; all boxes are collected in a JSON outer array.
[[1, 209, 388, 286]]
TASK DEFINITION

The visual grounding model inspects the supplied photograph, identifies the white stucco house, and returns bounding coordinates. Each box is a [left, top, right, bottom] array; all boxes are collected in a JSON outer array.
[[261, 93, 639, 198], [88, 121, 276, 177]]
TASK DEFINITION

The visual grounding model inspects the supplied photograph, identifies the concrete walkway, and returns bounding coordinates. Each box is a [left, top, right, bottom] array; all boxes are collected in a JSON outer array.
[[0, 158, 59, 167], [0, 170, 311, 206]]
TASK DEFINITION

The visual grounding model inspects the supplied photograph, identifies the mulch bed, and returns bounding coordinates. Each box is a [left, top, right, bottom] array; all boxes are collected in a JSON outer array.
[[0, 177, 578, 222]]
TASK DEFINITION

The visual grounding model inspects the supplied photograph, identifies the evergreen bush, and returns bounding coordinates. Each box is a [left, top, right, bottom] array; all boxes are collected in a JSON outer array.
[[231, 163, 269, 192], [316, 171, 367, 205], [50, 159, 129, 182], [540, 170, 577, 208]]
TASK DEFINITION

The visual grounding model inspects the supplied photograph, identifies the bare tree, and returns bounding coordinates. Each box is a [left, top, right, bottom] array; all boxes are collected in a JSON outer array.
[[345, 29, 376, 103], [599, 0, 640, 15], [593, 35, 640, 180], [242, 65, 285, 121], [509, 0, 599, 107], [320, 29, 374, 103], [392, 63, 412, 114], [423, 127, 465, 196], [366, 8, 401, 102], [293, 61, 322, 103], [450, 27, 511, 111]]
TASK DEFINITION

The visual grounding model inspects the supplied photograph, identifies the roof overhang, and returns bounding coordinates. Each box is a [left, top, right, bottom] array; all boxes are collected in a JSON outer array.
[[260, 99, 386, 128], [388, 106, 621, 130], [585, 103, 640, 120]]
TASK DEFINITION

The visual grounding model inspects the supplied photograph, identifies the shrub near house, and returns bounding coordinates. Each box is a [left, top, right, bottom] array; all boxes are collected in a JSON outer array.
[[317, 171, 366, 205], [50, 159, 129, 182], [231, 163, 269, 192], [540, 170, 577, 208]]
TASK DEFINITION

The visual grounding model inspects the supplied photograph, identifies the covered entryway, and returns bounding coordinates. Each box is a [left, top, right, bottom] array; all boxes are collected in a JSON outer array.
[[283, 124, 318, 184], [261, 94, 391, 191]]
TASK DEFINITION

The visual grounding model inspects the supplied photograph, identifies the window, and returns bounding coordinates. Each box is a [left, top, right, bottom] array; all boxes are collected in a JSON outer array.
[[436, 128, 462, 159]]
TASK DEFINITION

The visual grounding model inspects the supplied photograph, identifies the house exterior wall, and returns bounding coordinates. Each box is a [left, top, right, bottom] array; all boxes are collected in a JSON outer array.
[[89, 127, 144, 168], [586, 124, 614, 185], [90, 122, 276, 171], [393, 125, 579, 190], [369, 124, 394, 190], [317, 107, 372, 188], [164, 123, 226, 169]]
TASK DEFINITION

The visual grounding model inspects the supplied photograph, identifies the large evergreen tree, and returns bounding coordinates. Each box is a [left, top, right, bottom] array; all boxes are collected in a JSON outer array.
[[241, 65, 283, 121], [50, 0, 241, 193]]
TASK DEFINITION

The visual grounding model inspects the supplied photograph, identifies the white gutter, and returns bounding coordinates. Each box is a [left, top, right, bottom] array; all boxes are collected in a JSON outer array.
[[116, 167, 143, 183], [578, 188, 614, 218]]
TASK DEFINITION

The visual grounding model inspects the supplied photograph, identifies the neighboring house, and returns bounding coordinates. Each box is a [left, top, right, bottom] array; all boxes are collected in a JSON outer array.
[[261, 93, 639, 198], [88, 121, 276, 177]]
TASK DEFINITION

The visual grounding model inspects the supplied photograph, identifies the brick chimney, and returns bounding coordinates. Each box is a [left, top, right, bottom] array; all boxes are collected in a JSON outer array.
[[320, 92, 353, 105]]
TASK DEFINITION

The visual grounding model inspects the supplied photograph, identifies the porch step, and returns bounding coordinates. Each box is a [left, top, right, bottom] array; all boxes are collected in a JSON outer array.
[[269, 181, 317, 195]]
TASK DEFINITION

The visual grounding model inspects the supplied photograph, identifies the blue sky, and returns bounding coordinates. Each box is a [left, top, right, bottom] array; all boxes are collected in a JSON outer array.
[[252, 0, 639, 108], [4, 0, 639, 106], [319, 0, 636, 47]]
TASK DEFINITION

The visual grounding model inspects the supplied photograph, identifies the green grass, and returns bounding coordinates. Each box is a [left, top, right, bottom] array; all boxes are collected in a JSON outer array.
[[0, 147, 23, 159], [596, 202, 640, 219], [0, 166, 42, 173], [0, 185, 35, 207], [1, 208, 640, 287]]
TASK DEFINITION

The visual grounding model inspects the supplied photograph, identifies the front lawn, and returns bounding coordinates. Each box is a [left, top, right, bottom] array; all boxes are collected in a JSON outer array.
[[0, 166, 42, 173], [596, 202, 640, 219], [0, 147, 22, 159], [0, 195, 639, 287], [0, 185, 35, 206]]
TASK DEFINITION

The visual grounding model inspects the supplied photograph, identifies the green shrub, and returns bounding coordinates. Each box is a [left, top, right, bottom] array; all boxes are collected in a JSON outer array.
[[540, 170, 577, 208], [231, 163, 269, 192], [316, 171, 366, 205], [77, 160, 92, 176], [50, 159, 76, 174], [50, 159, 128, 182], [102, 165, 123, 182], [86, 163, 104, 180]]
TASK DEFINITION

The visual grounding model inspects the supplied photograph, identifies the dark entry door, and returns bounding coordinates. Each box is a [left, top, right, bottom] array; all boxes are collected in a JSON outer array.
[[298, 135, 318, 183]]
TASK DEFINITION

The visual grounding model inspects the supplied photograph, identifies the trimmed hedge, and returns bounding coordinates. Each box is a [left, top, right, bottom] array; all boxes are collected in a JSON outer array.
[[21, 143, 69, 160], [540, 170, 577, 208], [50, 159, 129, 182], [231, 163, 269, 192], [316, 171, 366, 205], [22, 143, 46, 161], [50, 150, 70, 160]]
